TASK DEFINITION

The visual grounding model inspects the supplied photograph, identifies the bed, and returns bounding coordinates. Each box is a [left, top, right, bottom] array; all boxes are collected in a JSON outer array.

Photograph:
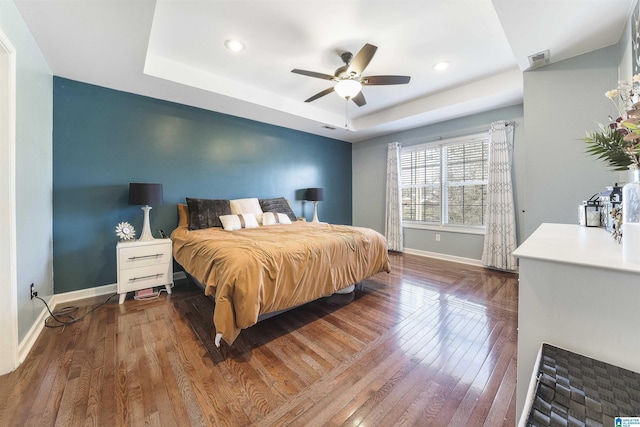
[[170, 197, 390, 346]]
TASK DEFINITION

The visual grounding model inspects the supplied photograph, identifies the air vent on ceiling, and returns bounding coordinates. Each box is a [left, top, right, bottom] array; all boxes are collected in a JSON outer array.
[[528, 50, 550, 70]]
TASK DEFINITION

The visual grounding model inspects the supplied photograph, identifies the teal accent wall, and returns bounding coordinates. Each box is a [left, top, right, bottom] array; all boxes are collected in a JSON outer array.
[[53, 77, 352, 293]]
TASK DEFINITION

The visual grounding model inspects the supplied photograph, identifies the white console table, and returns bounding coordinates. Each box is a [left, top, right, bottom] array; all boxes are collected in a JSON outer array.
[[512, 223, 640, 423]]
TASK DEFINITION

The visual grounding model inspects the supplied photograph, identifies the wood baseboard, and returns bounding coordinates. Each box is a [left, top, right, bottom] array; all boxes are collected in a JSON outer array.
[[402, 247, 483, 267], [17, 301, 49, 365], [53, 283, 117, 305]]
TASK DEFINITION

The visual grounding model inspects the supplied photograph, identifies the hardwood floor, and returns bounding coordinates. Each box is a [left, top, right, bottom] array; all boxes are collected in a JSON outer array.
[[0, 252, 519, 426]]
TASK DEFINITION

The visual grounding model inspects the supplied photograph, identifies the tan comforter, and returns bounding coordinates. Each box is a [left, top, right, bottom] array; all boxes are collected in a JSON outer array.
[[171, 222, 390, 345]]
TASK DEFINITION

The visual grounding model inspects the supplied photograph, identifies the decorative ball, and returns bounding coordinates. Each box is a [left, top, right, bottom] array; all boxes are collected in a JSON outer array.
[[115, 222, 136, 240]]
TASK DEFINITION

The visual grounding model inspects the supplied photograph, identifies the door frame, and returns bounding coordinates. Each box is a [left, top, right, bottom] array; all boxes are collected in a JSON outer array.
[[0, 26, 19, 375]]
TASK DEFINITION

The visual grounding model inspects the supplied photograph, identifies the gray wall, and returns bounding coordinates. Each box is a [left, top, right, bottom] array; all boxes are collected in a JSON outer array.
[[353, 105, 524, 261], [0, 2, 53, 343], [354, 43, 624, 261], [522, 45, 620, 238]]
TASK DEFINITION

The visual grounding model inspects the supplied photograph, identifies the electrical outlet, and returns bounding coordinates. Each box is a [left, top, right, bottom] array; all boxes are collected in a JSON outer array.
[[435, 234, 441, 242], [30, 283, 36, 299]]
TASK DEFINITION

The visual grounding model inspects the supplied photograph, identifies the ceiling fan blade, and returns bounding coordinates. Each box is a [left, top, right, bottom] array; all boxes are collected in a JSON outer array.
[[363, 75, 411, 85], [346, 44, 377, 76], [291, 69, 336, 81], [351, 91, 366, 107], [304, 87, 335, 103]]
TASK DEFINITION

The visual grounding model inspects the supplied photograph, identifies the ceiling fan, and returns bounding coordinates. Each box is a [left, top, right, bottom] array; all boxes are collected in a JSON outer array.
[[291, 43, 411, 107]]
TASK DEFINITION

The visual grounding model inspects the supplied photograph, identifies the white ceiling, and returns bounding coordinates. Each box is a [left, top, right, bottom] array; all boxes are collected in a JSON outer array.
[[14, 0, 635, 143]]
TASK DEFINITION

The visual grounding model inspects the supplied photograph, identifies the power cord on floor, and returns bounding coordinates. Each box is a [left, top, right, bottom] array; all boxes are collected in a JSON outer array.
[[33, 293, 118, 328]]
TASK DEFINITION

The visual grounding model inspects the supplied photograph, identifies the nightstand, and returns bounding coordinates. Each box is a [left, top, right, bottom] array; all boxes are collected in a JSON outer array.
[[116, 239, 173, 304]]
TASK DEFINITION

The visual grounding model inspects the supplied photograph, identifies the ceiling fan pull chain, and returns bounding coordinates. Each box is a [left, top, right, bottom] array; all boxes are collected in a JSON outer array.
[[345, 98, 348, 130]]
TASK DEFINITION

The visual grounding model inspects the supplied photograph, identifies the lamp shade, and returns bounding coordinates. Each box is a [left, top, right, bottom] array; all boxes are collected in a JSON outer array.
[[129, 183, 163, 206], [306, 187, 324, 202]]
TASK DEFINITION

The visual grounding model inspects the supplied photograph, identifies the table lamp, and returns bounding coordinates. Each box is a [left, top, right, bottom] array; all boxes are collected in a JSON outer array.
[[129, 183, 163, 241], [306, 187, 324, 223]]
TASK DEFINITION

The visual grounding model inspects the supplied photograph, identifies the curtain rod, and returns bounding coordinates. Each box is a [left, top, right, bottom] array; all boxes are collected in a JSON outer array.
[[492, 120, 517, 128], [399, 119, 517, 148]]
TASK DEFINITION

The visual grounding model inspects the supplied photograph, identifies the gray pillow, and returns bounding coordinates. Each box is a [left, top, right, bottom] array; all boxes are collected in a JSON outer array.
[[186, 198, 231, 230], [259, 197, 296, 221]]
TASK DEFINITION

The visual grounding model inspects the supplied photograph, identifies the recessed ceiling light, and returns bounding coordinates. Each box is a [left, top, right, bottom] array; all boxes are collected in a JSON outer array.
[[433, 61, 450, 71], [224, 39, 245, 53]]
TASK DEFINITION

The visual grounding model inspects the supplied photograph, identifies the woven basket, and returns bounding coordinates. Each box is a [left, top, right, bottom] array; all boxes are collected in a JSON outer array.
[[526, 344, 640, 426]]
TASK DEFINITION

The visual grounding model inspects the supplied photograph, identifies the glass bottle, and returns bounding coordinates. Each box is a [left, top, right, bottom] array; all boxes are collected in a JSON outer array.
[[622, 165, 640, 263]]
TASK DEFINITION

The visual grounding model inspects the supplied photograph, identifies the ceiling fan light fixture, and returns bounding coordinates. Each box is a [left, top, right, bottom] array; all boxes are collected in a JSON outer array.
[[224, 39, 245, 53], [334, 79, 362, 99]]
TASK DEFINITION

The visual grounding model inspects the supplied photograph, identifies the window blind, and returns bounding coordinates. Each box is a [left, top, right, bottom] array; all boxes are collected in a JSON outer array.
[[401, 134, 488, 228]]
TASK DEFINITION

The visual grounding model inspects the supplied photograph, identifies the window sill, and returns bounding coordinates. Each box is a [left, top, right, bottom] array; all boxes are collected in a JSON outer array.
[[402, 222, 485, 236]]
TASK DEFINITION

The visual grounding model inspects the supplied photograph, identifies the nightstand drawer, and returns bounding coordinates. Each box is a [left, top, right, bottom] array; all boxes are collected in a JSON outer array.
[[118, 264, 171, 292], [118, 242, 172, 269]]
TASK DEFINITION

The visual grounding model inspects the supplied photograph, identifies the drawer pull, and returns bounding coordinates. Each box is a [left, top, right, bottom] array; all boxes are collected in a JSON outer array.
[[128, 253, 164, 261], [129, 273, 164, 282]]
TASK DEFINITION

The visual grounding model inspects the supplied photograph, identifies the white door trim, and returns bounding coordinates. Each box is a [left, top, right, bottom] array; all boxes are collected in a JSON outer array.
[[0, 26, 19, 375]]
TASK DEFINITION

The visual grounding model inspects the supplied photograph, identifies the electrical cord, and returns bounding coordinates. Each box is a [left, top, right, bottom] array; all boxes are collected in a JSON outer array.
[[33, 292, 118, 328], [133, 285, 173, 301]]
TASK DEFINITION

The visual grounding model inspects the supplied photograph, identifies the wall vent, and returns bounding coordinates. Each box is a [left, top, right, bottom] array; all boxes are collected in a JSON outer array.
[[528, 50, 550, 70]]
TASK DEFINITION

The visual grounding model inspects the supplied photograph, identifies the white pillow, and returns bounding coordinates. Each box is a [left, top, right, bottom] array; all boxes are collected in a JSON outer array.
[[230, 198, 263, 215], [262, 212, 292, 226], [219, 213, 259, 231]]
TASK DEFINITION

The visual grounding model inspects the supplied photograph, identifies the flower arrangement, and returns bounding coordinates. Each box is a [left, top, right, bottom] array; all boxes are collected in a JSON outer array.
[[584, 75, 640, 171]]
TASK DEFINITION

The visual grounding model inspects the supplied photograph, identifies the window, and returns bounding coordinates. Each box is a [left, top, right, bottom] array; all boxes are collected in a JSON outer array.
[[401, 134, 488, 230]]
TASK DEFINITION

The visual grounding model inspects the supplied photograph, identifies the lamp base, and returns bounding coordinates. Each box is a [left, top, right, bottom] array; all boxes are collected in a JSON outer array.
[[312, 201, 320, 223], [138, 205, 155, 241]]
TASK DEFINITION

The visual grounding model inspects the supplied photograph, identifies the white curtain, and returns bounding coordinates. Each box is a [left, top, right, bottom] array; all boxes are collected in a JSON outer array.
[[385, 142, 403, 252], [482, 121, 517, 271]]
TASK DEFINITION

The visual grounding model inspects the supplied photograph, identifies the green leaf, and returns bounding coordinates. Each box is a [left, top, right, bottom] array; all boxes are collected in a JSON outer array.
[[583, 125, 634, 171]]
